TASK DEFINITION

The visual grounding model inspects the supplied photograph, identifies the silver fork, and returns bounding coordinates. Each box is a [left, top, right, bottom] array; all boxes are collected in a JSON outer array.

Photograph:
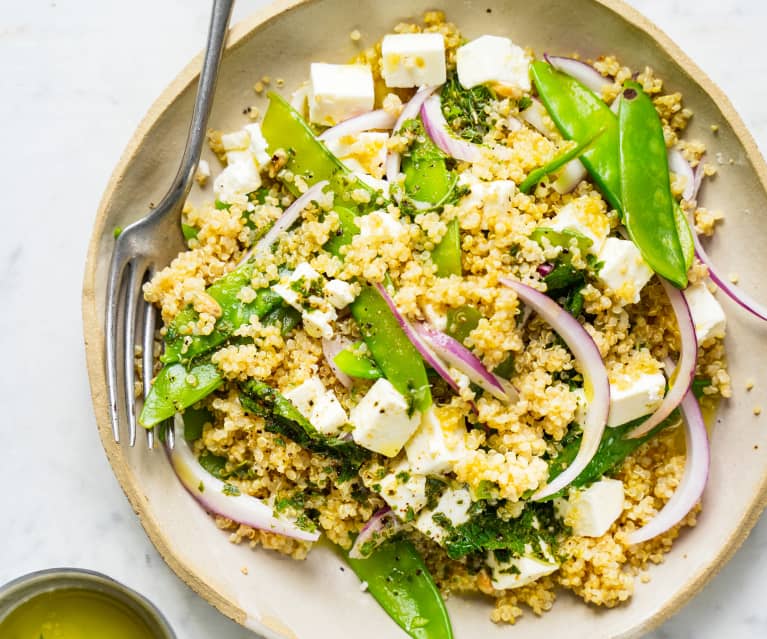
[[105, 0, 234, 447]]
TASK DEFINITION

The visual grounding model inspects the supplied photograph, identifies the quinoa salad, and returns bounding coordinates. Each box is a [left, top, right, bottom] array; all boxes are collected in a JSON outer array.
[[133, 11, 765, 635]]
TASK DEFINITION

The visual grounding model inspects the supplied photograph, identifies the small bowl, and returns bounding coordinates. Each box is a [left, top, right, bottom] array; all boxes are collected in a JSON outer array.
[[0, 568, 176, 638]]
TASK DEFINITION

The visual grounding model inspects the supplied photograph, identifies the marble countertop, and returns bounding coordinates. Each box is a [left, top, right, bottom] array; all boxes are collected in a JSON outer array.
[[1, 1, 765, 637]]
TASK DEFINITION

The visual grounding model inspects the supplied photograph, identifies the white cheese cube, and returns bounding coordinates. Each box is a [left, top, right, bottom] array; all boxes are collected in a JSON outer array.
[[351, 379, 420, 457], [607, 370, 666, 427], [325, 132, 389, 179], [487, 550, 559, 590], [683, 282, 727, 343], [597, 238, 654, 304], [221, 129, 250, 151], [405, 407, 466, 475], [213, 159, 261, 202], [549, 199, 610, 254], [324, 279, 356, 309], [554, 478, 624, 537], [457, 174, 516, 219], [292, 262, 322, 284], [377, 459, 428, 520], [414, 487, 473, 545], [197, 159, 211, 178], [302, 308, 337, 340], [381, 33, 447, 88], [308, 63, 375, 126], [456, 35, 531, 95], [244, 122, 271, 166], [284, 377, 347, 435], [353, 172, 391, 198], [357, 209, 408, 240], [273, 263, 324, 313], [272, 283, 301, 312], [225, 149, 255, 167]]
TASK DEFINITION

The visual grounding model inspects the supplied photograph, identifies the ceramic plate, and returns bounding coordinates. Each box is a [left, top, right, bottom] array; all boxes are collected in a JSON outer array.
[[83, 1, 767, 637]]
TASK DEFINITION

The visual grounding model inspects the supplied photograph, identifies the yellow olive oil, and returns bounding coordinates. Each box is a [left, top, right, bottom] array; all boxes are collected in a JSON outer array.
[[0, 588, 157, 639]]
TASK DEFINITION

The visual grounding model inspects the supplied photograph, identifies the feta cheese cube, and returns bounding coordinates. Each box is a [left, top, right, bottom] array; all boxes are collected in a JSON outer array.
[[308, 63, 375, 126], [325, 132, 389, 179], [324, 279, 356, 309], [273, 263, 324, 313], [456, 35, 531, 96], [225, 149, 255, 167], [486, 550, 559, 590], [549, 199, 610, 254], [607, 370, 666, 427], [597, 238, 654, 304], [405, 407, 467, 475], [381, 33, 447, 88], [377, 459, 428, 520], [357, 209, 408, 240], [351, 379, 420, 457], [457, 174, 516, 219], [244, 122, 271, 166], [220, 129, 250, 151], [302, 308, 337, 340], [272, 283, 300, 311], [213, 159, 261, 202], [292, 262, 322, 284], [284, 377, 348, 435], [683, 282, 727, 343], [196, 159, 211, 178], [414, 487, 473, 545], [554, 478, 624, 537]]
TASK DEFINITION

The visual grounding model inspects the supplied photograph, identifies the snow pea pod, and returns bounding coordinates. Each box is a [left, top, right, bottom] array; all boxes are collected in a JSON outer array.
[[351, 285, 431, 412], [346, 537, 453, 639], [140, 361, 223, 428], [619, 82, 688, 288], [530, 61, 622, 211], [431, 218, 461, 277], [334, 344, 383, 380]]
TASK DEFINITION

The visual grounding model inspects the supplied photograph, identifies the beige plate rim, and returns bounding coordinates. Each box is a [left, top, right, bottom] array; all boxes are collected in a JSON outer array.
[[82, 0, 767, 636]]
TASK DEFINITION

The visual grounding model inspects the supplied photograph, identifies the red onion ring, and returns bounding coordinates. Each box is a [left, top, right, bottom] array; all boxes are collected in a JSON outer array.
[[385, 85, 439, 184], [322, 336, 354, 388], [552, 159, 588, 194], [689, 214, 767, 321], [348, 507, 402, 559], [420, 94, 482, 162], [545, 54, 611, 95], [500, 278, 610, 501], [373, 282, 462, 395], [238, 180, 329, 266], [168, 415, 319, 542], [627, 376, 709, 544], [627, 278, 698, 439], [413, 322, 517, 403], [318, 109, 397, 143], [668, 148, 695, 201], [520, 97, 555, 138]]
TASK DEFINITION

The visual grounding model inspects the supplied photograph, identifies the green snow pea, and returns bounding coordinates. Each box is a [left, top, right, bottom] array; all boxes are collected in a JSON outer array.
[[351, 285, 431, 412], [334, 343, 383, 380], [445, 305, 481, 344], [519, 127, 605, 194], [530, 61, 622, 211], [431, 218, 462, 276], [619, 82, 688, 288], [346, 537, 453, 639], [323, 204, 359, 258], [674, 201, 695, 272], [140, 361, 223, 428], [162, 261, 282, 365], [529, 226, 593, 254]]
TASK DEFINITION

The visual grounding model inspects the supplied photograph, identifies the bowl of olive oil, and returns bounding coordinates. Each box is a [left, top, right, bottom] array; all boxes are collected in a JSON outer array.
[[0, 568, 175, 639]]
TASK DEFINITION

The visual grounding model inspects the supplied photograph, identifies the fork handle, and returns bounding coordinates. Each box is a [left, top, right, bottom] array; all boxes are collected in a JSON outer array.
[[158, 0, 235, 212]]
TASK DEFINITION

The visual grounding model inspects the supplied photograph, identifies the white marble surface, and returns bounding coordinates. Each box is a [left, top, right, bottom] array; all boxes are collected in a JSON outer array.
[[1, 0, 765, 637]]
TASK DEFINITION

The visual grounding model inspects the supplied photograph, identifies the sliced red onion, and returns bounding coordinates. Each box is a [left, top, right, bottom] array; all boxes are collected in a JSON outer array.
[[348, 507, 402, 559], [500, 278, 610, 501], [322, 336, 354, 388], [421, 94, 482, 162], [168, 415, 319, 542], [520, 97, 556, 138], [552, 159, 588, 194], [668, 148, 695, 201], [537, 263, 554, 277], [545, 54, 611, 95], [318, 109, 397, 143], [627, 278, 698, 439], [627, 382, 709, 544], [691, 157, 705, 201], [507, 116, 523, 132], [610, 98, 621, 114], [373, 282, 461, 395], [238, 180, 329, 266], [689, 215, 767, 321], [413, 322, 517, 403], [385, 85, 439, 184]]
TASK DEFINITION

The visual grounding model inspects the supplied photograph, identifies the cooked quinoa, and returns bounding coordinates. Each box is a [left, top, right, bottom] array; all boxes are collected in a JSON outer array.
[[141, 11, 730, 627]]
